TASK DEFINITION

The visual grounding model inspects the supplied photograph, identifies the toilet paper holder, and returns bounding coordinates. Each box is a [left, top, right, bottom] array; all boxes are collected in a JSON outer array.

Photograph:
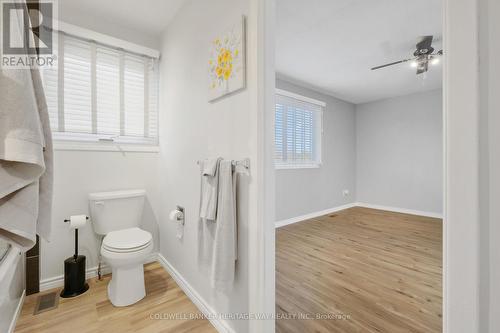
[[61, 215, 90, 298], [64, 216, 89, 223], [175, 206, 185, 225]]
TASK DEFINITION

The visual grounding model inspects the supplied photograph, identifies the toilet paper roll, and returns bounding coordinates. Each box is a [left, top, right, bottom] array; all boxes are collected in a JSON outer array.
[[169, 210, 184, 240], [176, 222, 184, 240], [69, 215, 87, 229], [169, 210, 183, 221]]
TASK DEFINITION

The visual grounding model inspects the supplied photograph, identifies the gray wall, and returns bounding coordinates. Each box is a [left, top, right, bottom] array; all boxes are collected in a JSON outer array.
[[479, 0, 500, 331], [356, 90, 443, 214], [275, 79, 357, 221]]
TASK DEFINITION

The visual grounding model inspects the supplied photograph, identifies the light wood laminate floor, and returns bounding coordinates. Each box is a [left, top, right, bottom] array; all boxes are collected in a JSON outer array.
[[15, 262, 216, 333], [276, 207, 442, 333]]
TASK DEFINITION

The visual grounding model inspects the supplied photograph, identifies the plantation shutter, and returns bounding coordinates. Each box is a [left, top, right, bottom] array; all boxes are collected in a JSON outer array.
[[275, 91, 323, 168], [40, 32, 159, 145]]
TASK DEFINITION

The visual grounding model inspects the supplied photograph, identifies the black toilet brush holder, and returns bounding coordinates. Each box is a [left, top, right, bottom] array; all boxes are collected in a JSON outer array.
[[60, 217, 90, 298]]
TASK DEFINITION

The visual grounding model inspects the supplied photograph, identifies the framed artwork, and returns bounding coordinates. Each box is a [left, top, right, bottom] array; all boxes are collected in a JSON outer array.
[[208, 16, 246, 102]]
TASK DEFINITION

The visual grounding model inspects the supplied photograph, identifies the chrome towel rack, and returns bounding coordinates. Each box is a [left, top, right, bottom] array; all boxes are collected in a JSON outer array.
[[197, 158, 250, 170]]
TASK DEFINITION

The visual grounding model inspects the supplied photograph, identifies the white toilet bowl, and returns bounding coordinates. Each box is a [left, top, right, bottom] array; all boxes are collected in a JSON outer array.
[[89, 189, 154, 307], [101, 227, 153, 307]]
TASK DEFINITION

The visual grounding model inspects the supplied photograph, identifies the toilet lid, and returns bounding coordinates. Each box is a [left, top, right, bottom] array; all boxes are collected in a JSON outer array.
[[103, 227, 152, 252]]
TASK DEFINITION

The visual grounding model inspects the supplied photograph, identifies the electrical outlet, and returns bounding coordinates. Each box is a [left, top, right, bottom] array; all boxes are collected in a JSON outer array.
[[342, 190, 350, 197]]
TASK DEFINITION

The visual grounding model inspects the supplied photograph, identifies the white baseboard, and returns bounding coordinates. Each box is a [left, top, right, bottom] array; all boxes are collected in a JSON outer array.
[[275, 202, 442, 228], [157, 253, 234, 333], [354, 202, 443, 219], [275, 203, 357, 228], [40, 252, 158, 292], [8, 289, 25, 333]]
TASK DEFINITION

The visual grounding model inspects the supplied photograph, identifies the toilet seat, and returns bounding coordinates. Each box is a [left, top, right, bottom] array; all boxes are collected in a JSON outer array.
[[102, 227, 152, 253]]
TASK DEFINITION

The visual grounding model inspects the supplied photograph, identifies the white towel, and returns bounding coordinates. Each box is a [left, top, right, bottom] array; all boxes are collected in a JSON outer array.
[[198, 159, 220, 269], [202, 158, 219, 177], [198, 159, 245, 291], [211, 160, 237, 291], [0, 2, 53, 250], [199, 158, 221, 221]]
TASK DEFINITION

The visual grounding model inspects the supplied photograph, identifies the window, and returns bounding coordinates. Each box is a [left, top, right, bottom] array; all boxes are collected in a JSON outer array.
[[41, 31, 159, 146], [275, 89, 323, 169]]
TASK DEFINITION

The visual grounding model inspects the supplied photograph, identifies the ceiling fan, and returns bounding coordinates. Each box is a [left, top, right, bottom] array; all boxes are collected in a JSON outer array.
[[371, 36, 443, 75]]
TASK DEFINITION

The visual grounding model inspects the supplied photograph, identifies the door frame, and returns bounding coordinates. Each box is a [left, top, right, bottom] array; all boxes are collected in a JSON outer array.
[[252, 0, 482, 332], [443, 0, 481, 331]]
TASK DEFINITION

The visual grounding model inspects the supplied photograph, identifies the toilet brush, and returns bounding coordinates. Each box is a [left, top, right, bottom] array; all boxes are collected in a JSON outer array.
[[60, 216, 90, 298]]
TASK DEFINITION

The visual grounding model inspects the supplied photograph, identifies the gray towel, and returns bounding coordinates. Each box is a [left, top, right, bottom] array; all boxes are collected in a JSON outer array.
[[202, 158, 219, 177], [0, 3, 53, 250], [211, 160, 237, 291], [199, 158, 221, 221], [198, 159, 247, 292], [198, 158, 221, 271]]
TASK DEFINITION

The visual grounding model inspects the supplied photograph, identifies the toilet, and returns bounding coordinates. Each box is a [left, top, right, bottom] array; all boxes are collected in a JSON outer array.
[[88, 189, 153, 307]]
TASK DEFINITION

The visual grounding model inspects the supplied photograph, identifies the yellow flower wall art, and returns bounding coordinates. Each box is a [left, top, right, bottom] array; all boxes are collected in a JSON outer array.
[[208, 16, 246, 102]]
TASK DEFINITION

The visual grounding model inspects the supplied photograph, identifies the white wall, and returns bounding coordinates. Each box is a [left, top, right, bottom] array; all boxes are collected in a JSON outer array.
[[38, 12, 162, 285], [158, 1, 258, 332], [479, 0, 500, 331], [275, 79, 356, 221], [40, 151, 160, 282], [356, 90, 443, 215], [487, 2, 500, 330], [58, 4, 161, 49]]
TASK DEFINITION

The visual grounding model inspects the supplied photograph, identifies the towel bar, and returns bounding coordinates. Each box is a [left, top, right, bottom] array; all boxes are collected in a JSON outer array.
[[197, 158, 250, 170]]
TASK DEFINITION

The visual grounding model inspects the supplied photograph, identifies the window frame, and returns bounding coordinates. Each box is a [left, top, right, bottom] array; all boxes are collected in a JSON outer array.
[[44, 21, 161, 152], [274, 89, 324, 170]]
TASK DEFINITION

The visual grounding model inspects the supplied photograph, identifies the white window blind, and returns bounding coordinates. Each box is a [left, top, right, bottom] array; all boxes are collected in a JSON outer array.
[[275, 90, 323, 169], [40, 32, 159, 145]]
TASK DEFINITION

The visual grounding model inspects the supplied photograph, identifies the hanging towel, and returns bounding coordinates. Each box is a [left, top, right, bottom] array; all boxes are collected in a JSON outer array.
[[0, 2, 53, 250], [198, 158, 221, 269], [211, 160, 237, 291], [202, 158, 219, 177], [199, 158, 222, 221]]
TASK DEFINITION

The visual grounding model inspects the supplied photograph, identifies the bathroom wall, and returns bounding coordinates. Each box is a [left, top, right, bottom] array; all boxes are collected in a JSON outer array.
[[58, 2, 161, 49], [275, 78, 357, 221], [159, 0, 259, 332], [39, 11, 163, 286], [356, 90, 443, 215], [40, 151, 160, 283]]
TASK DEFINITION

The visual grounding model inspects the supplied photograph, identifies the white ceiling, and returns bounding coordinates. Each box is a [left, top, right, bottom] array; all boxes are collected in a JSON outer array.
[[59, 0, 186, 42], [276, 0, 443, 104]]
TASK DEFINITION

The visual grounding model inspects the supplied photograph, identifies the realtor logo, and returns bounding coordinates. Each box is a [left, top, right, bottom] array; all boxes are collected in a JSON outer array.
[[1, 0, 56, 68]]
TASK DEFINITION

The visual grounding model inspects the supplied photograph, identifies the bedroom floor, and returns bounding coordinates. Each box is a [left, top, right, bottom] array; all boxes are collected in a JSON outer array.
[[15, 263, 216, 333], [276, 207, 442, 333]]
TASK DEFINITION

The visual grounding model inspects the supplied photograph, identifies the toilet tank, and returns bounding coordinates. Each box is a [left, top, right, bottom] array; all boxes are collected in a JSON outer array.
[[88, 189, 146, 235]]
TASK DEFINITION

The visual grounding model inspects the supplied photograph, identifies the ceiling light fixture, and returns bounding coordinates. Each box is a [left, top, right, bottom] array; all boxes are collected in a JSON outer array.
[[371, 36, 443, 75], [431, 57, 440, 65]]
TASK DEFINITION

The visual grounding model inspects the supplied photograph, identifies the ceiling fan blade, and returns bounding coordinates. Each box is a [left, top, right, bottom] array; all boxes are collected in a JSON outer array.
[[416, 36, 433, 52], [371, 59, 411, 70]]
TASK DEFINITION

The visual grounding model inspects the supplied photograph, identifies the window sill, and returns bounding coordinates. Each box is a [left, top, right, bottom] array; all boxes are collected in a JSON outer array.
[[53, 141, 160, 153], [275, 164, 321, 170]]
